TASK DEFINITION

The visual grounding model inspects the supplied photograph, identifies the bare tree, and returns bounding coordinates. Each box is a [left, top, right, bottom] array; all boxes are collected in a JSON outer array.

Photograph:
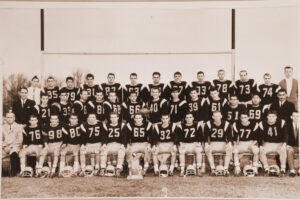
[[72, 69, 83, 87]]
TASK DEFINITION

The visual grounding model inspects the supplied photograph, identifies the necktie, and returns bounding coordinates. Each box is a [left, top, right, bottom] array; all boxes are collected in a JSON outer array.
[[21, 100, 24, 108], [33, 88, 35, 102], [294, 124, 298, 140]]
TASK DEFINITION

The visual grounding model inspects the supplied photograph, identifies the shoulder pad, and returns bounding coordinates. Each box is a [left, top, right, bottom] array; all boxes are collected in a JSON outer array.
[[224, 121, 230, 131], [281, 120, 286, 128], [206, 121, 211, 129], [233, 122, 238, 132], [88, 101, 95, 109], [253, 122, 259, 131], [146, 122, 152, 131], [126, 123, 132, 131], [171, 123, 177, 132], [179, 100, 187, 107]]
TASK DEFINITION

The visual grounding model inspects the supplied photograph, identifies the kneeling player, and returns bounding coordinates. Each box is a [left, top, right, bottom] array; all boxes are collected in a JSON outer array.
[[177, 113, 203, 177], [152, 114, 178, 176], [232, 111, 260, 175], [19, 115, 44, 177], [100, 112, 126, 177], [204, 111, 232, 176]]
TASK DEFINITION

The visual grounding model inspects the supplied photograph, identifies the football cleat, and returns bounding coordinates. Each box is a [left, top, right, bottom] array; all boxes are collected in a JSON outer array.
[[159, 165, 168, 178], [40, 166, 50, 178], [99, 168, 105, 177], [224, 169, 230, 177], [215, 165, 225, 176], [154, 170, 159, 176], [179, 170, 185, 177], [243, 165, 255, 177], [84, 165, 94, 177], [168, 170, 174, 176], [186, 165, 196, 176], [22, 166, 34, 178], [197, 168, 202, 177], [115, 168, 121, 177], [210, 169, 216, 176], [105, 165, 115, 177], [289, 170, 296, 177], [234, 166, 241, 176], [61, 166, 73, 178], [269, 165, 280, 176]]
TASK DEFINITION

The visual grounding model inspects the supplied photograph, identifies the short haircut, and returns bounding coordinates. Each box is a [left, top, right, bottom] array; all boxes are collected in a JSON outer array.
[[152, 87, 160, 92], [32, 75, 39, 81], [80, 89, 88, 94], [239, 70, 247, 75], [47, 76, 54, 81], [185, 112, 194, 117], [86, 73, 94, 79], [134, 113, 143, 118], [95, 90, 104, 95], [278, 88, 287, 94], [210, 87, 218, 92], [66, 76, 74, 82], [284, 66, 293, 71], [267, 110, 277, 116], [239, 111, 249, 117], [212, 110, 222, 115], [197, 71, 204, 75], [264, 73, 271, 78], [252, 92, 261, 98], [19, 87, 28, 92], [130, 73, 137, 77], [218, 69, 225, 73], [174, 71, 182, 76], [129, 91, 138, 96], [108, 91, 116, 96], [189, 87, 197, 93], [29, 115, 38, 120], [6, 111, 15, 117], [230, 94, 238, 99], [70, 114, 78, 118], [152, 72, 161, 77], [50, 114, 59, 118], [171, 88, 180, 93], [88, 113, 96, 117], [161, 114, 170, 118], [109, 112, 119, 118], [59, 90, 67, 95], [41, 92, 49, 98], [107, 73, 115, 77]]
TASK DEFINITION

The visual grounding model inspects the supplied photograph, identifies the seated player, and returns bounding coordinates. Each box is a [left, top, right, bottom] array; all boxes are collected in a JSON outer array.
[[247, 93, 268, 123], [286, 112, 299, 177], [87, 90, 106, 123], [187, 88, 208, 123], [123, 73, 145, 102], [103, 91, 122, 123], [100, 112, 126, 177], [79, 113, 104, 176], [204, 111, 232, 176], [60, 77, 80, 104], [152, 114, 178, 176], [126, 113, 152, 175], [165, 71, 188, 101], [212, 69, 234, 100], [72, 89, 89, 124], [258, 73, 280, 107], [122, 91, 145, 123], [34, 93, 51, 128], [100, 73, 122, 102], [19, 115, 44, 176], [177, 113, 204, 177], [51, 90, 72, 125], [232, 111, 260, 175], [259, 110, 288, 176], [60, 114, 84, 176], [206, 87, 228, 120], [42, 76, 60, 105], [223, 95, 247, 123], [169, 88, 188, 125], [142, 72, 167, 101], [82, 73, 100, 102], [188, 71, 212, 99], [38, 114, 63, 177]]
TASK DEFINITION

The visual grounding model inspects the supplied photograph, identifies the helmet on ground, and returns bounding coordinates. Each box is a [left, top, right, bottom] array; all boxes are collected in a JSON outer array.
[[159, 165, 169, 178], [40, 166, 50, 178], [186, 165, 196, 176], [215, 165, 225, 176], [105, 165, 115, 177], [84, 165, 94, 177], [243, 165, 255, 177], [22, 166, 34, 178], [269, 165, 280, 176], [62, 166, 73, 178]]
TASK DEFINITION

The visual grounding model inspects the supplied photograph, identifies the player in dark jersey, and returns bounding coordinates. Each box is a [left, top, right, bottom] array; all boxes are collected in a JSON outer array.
[[204, 111, 232, 176], [60, 77, 80, 104], [100, 73, 122, 102], [259, 110, 288, 175], [187, 88, 208, 123], [142, 72, 167, 102], [38, 114, 64, 177], [188, 71, 212, 99], [206, 87, 228, 120], [122, 91, 145, 123], [123, 73, 145, 102], [79, 113, 105, 176], [34, 93, 51, 128], [42, 76, 60, 105], [60, 114, 84, 176], [87, 90, 106, 122], [165, 71, 188, 101], [258, 73, 280, 106], [146, 87, 169, 124], [100, 112, 126, 177], [232, 111, 260, 175], [152, 114, 179, 176], [212, 69, 234, 100], [234, 70, 258, 104], [82, 73, 100, 102], [19, 115, 43, 176], [51, 90, 72, 125], [72, 89, 89, 124], [169, 88, 188, 124], [126, 113, 153, 174], [177, 113, 204, 177], [247, 94, 268, 123], [103, 91, 122, 123], [223, 95, 247, 123]]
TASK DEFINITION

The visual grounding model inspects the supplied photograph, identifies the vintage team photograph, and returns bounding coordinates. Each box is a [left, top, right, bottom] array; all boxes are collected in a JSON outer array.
[[1, 0, 299, 199]]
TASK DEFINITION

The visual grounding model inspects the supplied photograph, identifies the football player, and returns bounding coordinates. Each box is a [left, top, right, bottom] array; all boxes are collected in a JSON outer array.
[[126, 113, 153, 174], [82, 73, 100, 102], [100, 73, 122, 102], [87, 90, 106, 123], [223, 95, 247, 123], [204, 111, 232, 176], [188, 71, 212, 99], [146, 87, 169, 125], [60, 77, 80, 104], [100, 112, 126, 177], [206, 87, 228, 120], [259, 110, 288, 176], [103, 91, 122, 123], [43, 76, 60, 105], [122, 91, 145, 123], [169, 88, 188, 124], [247, 94, 268, 123], [212, 69, 234, 100], [34, 93, 51, 128], [232, 111, 260, 175], [19, 115, 43, 176], [80, 113, 104, 176], [72, 89, 89, 124], [38, 114, 63, 177], [142, 72, 167, 101], [187, 88, 208, 123], [234, 70, 258, 105], [152, 114, 178, 175], [177, 113, 204, 177], [287, 112, 299, 177], [123, 73, 145, 102], [165, 71, 188, 101], [51, 90, 72, 125], [60, 114, 84, 176], [258, 73, 280, 106]]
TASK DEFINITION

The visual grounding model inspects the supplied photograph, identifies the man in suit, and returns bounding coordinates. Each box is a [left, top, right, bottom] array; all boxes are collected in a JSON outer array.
[[279, 66, 298, 111], [12, 87, 36, 125], [270, 89, 295, 123], [287, 112, 299, 177]]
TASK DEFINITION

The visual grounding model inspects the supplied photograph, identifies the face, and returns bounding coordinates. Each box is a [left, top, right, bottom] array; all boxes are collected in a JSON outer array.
[[161, 115, 170, 125], [87, 77, 94, 86], [41, 96, 49, 105], [108, 92, 117, 102], [252, 95, 261, 105], [267, 114, 277, 124], [197, 73, 204, 82], [284, 68, 293, 78], [29, 117, 38, 127], [66, 79, 74, 88], [230, 96, 239, 106], [185, 114, 194, 124], [60, 93, 68, 102], [110, 114, 119, 124], [240, 114, 249, 124], [239, 71, 248, 81], [171, 91, 179, 99], [174, 74, 182, 83], [210, 90, 219, 100], [32, 78, 39, 87], [95, 92, 104, 101], [291, 112, 299, 123], [107, 75, 115, 84], [190, 90, 198, 100], [87, 114, 97, 124], [20, 89, 28, 99], [212, 112, 222, 122], [134, 114, 143, 124], [6, 113, 15, 124], [151, 89, 160, 99], [152, 74, 160, 84], [130, 75, 137, 85], [69, 116, 78, 126], [50, 116, 59, 126], [218, 71, 225, 80], [278, 92, 287, 101], [263, 75, 271, 85], [129, 93, 137, 103], [81, 91, 88, 101], [47, 78, 55, 87]]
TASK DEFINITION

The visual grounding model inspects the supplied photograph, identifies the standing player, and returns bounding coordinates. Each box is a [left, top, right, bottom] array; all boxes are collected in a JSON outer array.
[[223, 95, 247, 123], [122, 92, 145, 123], [87, 90, 106, 123], [189, 71, 212, 99], [38, 114, 63, 177], [51, 91, 72, 125], [152, 114, 178, 175], [100, 112, 126, 177], [258, 73, 280, 106], [247, 94, 268, 123], [212, 69, 234, 100], [204, 111, 233, 176], [259, 110, 288, 175], [206, 87, 228, 120], [82, 73, 100, 102], [169, 88, 188, 124], [72, 89, 89, 124], [43, 76, 60, 105], [123, 73, 145, 102], [103, 91, 122, 122], [100, 73, 122, 102], [34, 93, 51, 128], [232, 112, 260, 175], [165, 72, 188, 101], [177, 113, 204, 177], [146, 87, 169, 125], [187, 88, 208, 123], [234, 70, 258, 104], [60, 77, 80, 104], [142, 72, 167, 101]]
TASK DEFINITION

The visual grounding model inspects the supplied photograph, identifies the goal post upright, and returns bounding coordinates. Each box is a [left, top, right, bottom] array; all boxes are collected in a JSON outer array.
[[231, 8, 236, 83]]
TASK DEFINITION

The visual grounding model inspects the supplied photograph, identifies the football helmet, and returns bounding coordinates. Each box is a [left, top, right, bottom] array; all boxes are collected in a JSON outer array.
[[243, 165, 255, 177], [22, 166, 34, 178], [84, 165, 94, 177], [159, 165, 168, 178], [269, 165, 280, 176], [215, 165, 225, 176], [40, 166, 50, 178], [186, 165, 196, 176], [105, 165, 115, 177], [62, 166, 73, 178]]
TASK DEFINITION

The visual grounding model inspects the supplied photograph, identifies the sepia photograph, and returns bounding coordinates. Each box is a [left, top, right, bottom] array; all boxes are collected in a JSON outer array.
[[0, 0, 299, 199]]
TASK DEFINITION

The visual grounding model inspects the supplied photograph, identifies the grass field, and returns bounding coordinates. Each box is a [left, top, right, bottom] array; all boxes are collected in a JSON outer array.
[[2, 174, 300, 199]]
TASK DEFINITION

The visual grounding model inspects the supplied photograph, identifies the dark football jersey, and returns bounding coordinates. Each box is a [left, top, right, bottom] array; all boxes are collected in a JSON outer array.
[[169, 100, 189, 123], [100, 83, 122, 102], [122, 101, 145, 122], [126, 122, 152, 144], [103, 122, 126, 145], [258, 84, 280, 106], [23, 126, 43, 145], [204, 120, 232, 142], [81, 122, 104, 144], [259, 120, 288, 143], [87, 100, 106, 122], [62, 124, 84, 145], [82, 84, 101, 101], [165, 81, 188, 101], [187, 98, 208, 122], [60, 87, 80, 104], [103, 101, 122, 122], [146, 98, 169, 123], [212, 79, 234, 99], [43, 86, 60, 105], [72, 100, 88, 124], [232, 121, 259, 142], [123, 83, 144, 102], [34, 105, 51, 126], [153, 123, 178, 144], [177, 122, 203, 143], [206, 97, 228, 120], [51, 102, 72, 125], [142, 83, 166, 101], [223, 104, 247, 123], [42, 124, 64, 143], [247, 104, 268, 123], [234, 79, 258, 102], [189, 81, 212, 99]]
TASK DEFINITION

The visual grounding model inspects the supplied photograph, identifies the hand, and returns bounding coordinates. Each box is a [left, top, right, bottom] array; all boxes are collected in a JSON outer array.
[[43, 145, 48, 150], [23, 145, 28, 149]]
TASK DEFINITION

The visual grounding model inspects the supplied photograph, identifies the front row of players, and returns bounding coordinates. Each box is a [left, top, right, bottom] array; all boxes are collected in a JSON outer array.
[[19, 109, 298, 178]]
